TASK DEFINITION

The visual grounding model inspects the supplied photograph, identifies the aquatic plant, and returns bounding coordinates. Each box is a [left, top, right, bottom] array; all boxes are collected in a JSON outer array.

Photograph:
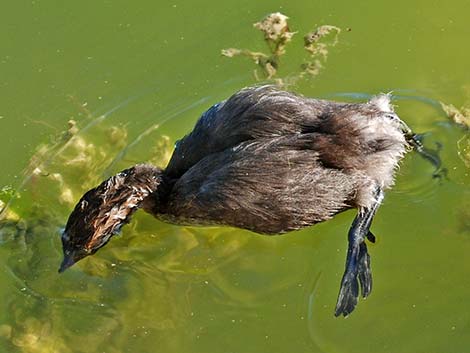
[[440, 101, 470, 167], [440, 101, 470, 129], [222, 12, 341, 85]]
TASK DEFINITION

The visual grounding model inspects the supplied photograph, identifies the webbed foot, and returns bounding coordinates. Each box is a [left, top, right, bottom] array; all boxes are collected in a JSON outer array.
[[334, 241, 372, 317], [334, 187, 383, 317]]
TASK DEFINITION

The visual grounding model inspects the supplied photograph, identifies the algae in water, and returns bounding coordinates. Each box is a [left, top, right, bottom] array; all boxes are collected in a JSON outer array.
[[440, 101, 470, 168], [440, 101, 470, 129], [222, 12, 341, 85]]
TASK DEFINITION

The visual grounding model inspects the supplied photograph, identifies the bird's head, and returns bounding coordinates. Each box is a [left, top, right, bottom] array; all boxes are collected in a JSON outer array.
[[59, 165, 162, 272]]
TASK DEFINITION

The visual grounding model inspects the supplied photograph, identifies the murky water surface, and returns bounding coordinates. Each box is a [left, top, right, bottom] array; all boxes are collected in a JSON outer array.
[[1, 1, 470, 352]]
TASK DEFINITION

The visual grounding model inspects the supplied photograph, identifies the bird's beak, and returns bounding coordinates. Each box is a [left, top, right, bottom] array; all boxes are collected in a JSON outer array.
[[398, 119, 413, 138], [58, 251, 77, 273]]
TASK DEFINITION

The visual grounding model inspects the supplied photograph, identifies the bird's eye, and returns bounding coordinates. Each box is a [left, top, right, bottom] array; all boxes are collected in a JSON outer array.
[[385, 113, 399, 122], [174, 139, 181, 149], [80, 200, 88, 210]]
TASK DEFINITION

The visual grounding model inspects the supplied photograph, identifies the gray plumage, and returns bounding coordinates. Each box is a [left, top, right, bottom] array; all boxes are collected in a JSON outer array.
[[156, 86, 406, 231], [60, 85, 411, 316]]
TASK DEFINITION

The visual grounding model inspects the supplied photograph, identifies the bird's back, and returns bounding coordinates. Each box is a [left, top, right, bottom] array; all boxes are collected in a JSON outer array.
[[155, 85, 407, 232], [164, 86, 330, 178], [161, 134, 358, 233]]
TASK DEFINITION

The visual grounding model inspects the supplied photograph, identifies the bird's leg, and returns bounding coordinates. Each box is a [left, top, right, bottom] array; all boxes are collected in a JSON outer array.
[[334, 186, 384, 317]]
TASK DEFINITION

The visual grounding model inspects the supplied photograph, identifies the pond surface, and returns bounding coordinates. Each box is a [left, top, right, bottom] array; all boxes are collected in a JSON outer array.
[[1, 1, 470, 352]]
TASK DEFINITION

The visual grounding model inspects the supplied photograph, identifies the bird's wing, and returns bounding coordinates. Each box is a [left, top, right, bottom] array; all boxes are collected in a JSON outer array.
[[166, 135, 356, 234]]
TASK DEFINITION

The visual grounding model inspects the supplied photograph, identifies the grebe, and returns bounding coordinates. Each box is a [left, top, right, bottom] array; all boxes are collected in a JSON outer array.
[[59, 85, 428, 316]]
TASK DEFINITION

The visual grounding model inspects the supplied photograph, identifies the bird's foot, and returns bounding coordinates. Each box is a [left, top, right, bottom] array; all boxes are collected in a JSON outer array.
[[334, 241, 372, 317]]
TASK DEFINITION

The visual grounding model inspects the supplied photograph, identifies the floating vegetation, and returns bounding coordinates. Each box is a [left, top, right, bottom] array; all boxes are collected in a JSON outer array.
[[222, 12, 294, 80], [440, 101, 470, 168], [0, 186, 19, 218], [300, 25, 341, 79], [440, 102, 470, 129], [222, 12, 341, 85]]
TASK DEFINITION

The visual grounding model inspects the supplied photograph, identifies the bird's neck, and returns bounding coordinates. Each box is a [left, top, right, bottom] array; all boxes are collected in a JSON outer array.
[[117, 164, 164, 215], [113, 164, 163, 212]]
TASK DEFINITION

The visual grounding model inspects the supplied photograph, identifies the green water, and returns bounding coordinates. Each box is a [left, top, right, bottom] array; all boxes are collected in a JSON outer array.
[[1, 1, 470, 352]]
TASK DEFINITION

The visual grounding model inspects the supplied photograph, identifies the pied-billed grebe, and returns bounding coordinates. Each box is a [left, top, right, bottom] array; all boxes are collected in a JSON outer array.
[[59, 85, 422, 316]]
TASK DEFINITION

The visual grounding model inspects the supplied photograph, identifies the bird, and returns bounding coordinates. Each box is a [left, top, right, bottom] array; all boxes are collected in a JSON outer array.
[[59, 85, 424, 316]]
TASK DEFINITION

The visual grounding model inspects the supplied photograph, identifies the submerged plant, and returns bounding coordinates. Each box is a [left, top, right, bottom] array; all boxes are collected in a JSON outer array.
[[440, 101, 470, 168], [457, 135, 470, 168], [300, 25, 341, 78], [0, 107, 178, 351], [222, 12, 341, 85], [222, 12, 295, 79], [440, 101, 470, 129]]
